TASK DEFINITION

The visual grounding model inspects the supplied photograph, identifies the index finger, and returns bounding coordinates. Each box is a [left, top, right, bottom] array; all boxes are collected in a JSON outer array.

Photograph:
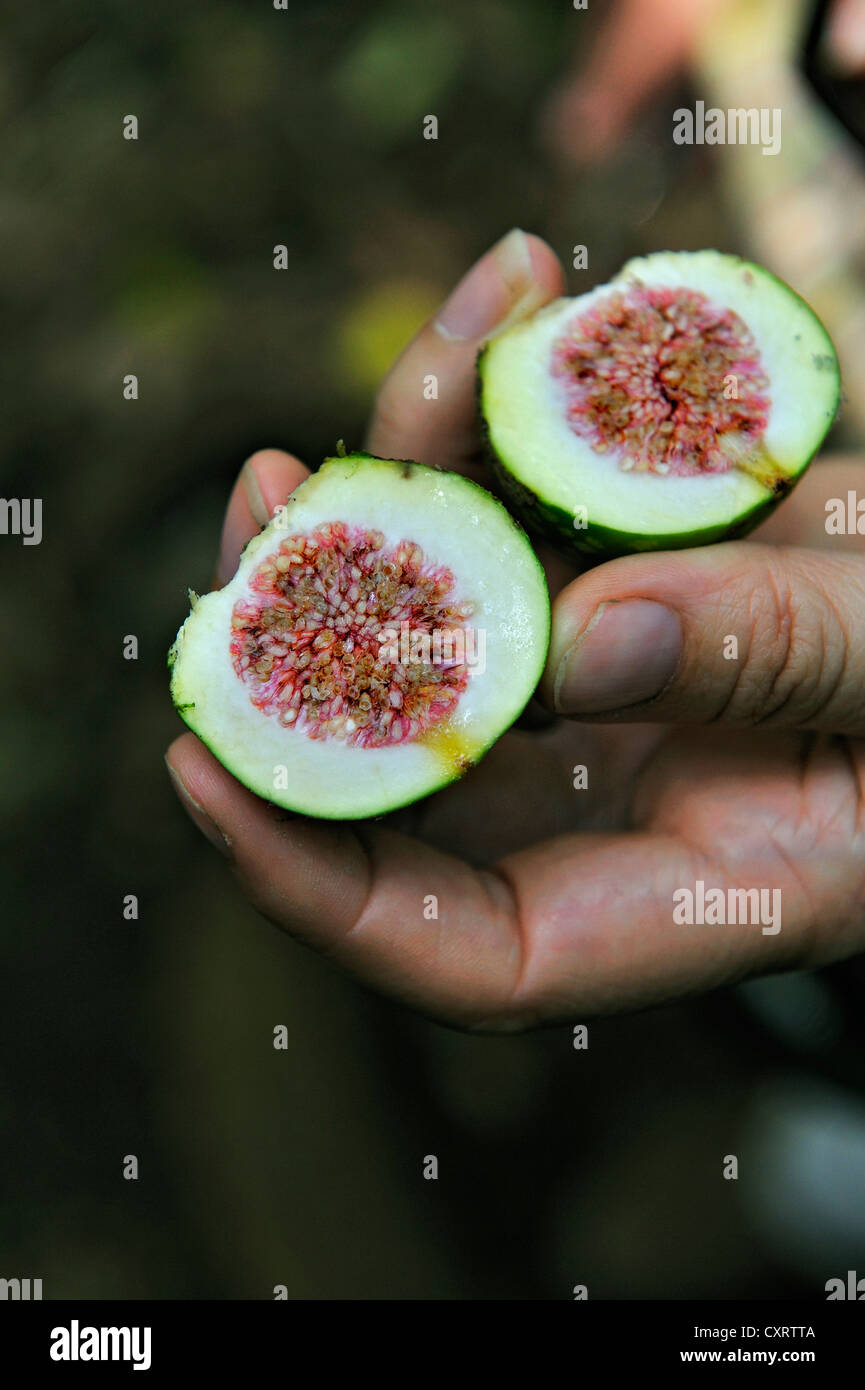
[[365, 229, 566, 478], [165, 730, 858, 1030]]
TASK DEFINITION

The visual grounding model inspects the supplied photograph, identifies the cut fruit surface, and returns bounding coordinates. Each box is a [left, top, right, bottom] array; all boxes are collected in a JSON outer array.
[[479, 250, 841, 558], [169, 453, 550, 820]]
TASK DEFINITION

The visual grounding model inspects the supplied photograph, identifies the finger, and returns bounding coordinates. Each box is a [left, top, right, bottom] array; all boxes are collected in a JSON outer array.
[[215, 448, 310, 587], [542, 542, 865, 734], [540, 0, 727, 167], [165, 731, 864, 1027], [165, 732, 522, 1027], [365, 229, 566, 477], [827, 0, 865, 75]]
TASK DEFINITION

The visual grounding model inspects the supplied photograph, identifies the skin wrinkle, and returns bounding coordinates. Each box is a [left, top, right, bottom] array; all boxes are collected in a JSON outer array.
[[814, 588, 852, 727], [475, 864, 525, 1022], [834, 734, 865, 836], [800, 733, 865, 845], [816, 753, 863, 843], [340, 825, 387, 947], [645, 547, 851, 732], [760, 821, 824, 968], [750, 564, 852, 730], [758, 733, 865, 963], [750, 556, 799, 723], [707, 588, 757, 725], [711, 555, 813, 728], [487, 858, 534, 1020], [778, 566, 851, 729], [751, 556, 855, 731], [793, 594, 833, 728]]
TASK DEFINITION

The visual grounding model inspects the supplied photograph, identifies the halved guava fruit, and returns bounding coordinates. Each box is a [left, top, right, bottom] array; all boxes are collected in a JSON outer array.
[[478, 250, 840, 559], [169, 453, 550, 820]]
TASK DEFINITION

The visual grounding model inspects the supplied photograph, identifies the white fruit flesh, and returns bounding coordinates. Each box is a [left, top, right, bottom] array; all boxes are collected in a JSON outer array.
[[480, 251, 839, 543], [169, 455, 550, 819]]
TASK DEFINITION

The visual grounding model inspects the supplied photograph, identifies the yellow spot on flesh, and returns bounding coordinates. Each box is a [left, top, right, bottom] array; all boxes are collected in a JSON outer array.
[[736, 444, 791, 495], [418, 723, 477, 778], [721, 437, 791, 495]]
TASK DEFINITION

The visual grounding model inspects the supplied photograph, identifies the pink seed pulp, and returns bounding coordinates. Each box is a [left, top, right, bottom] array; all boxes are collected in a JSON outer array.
[[551, 282, 771, 477], [230, 522, 473, 748]]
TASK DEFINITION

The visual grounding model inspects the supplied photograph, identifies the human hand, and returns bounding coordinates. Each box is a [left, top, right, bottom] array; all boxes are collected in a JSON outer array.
[[538, 0, 728, 169], [166, 230, 865, 1030]]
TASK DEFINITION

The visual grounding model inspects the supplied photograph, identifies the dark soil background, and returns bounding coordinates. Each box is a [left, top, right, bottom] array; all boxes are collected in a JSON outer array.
[[2, 0, 864, 1299]]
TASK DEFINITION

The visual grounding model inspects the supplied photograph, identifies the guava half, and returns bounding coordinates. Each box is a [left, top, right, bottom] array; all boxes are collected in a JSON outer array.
[[169, 453, 551, 820], [478, 250, 841, 559]]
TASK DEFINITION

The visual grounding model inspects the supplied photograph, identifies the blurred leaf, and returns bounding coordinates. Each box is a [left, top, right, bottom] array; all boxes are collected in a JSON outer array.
[[330, 10, 461, 140], [112, 248, 219, 349], [333, 277, 442, 393]]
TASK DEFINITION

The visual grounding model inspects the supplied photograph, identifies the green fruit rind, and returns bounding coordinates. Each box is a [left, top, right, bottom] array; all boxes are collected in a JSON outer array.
[[478, 250, 841, 561], [482, 411, 810, 560], [169, 453, 551, 821]]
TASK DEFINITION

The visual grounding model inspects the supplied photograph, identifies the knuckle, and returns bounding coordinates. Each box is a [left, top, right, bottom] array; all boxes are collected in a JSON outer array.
[[736, 554, 848, 726]]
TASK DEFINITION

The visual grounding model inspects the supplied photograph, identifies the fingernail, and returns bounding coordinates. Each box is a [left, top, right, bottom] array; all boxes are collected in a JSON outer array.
[[240, 458, 270, 527], [434, 228, 549, 342], [554, 600, 683, 715], [165, 757, 232, 857], [217, 459, 271, 585]]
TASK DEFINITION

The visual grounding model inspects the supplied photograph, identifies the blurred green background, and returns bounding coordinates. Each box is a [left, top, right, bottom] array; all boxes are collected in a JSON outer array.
[[2, 0, 864, 1299]]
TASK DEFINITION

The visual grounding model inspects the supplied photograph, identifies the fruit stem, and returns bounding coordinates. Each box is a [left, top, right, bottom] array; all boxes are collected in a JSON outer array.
[[733, 446, 791, 497]]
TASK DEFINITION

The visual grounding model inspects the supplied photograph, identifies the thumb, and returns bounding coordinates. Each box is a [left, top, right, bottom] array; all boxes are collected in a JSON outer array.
[[542, 543, 865, 735]]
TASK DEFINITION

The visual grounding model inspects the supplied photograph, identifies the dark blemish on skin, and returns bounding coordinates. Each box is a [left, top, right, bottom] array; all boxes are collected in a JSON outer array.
[[771, 476, 792, 497], [811, 353, 835, 370]]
